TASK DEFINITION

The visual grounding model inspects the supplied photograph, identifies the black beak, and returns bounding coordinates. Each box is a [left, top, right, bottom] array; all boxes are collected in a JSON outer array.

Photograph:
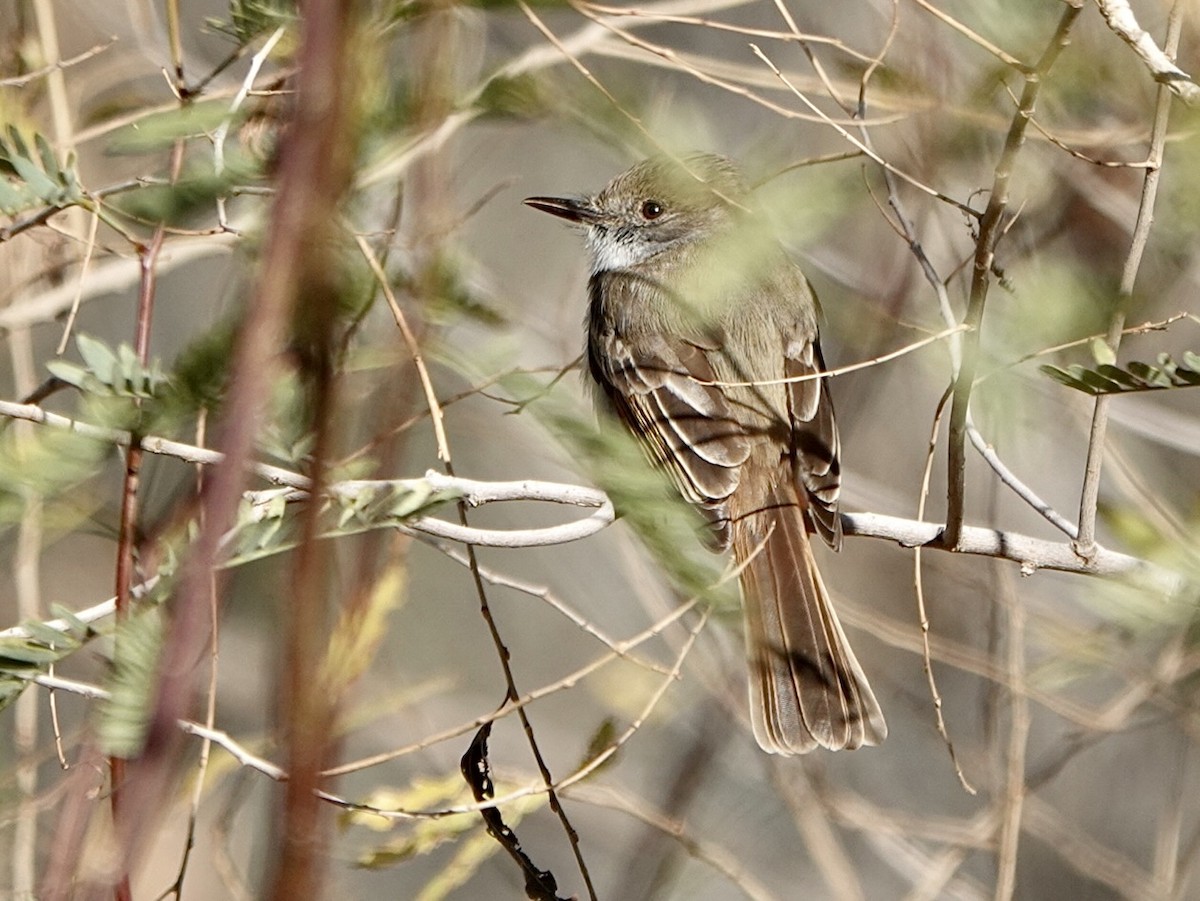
[[523, 195, 598, 223]]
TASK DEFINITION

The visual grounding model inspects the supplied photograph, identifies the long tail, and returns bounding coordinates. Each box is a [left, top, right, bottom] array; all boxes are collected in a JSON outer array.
[[733, 486, 886, 754]]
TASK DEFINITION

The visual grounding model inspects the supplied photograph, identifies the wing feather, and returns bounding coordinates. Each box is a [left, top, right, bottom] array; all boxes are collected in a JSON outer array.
[[588, 275, 750, 547], [785, 333, 842, 549]]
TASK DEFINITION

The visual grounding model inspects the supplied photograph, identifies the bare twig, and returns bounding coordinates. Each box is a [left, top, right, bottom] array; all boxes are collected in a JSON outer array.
[[425, 537, 671, 674], [1095, 0, 1198, 104], [749, 43, 977, 217], [584, 2, 874, 63], [0, 36, 114, 87], [53, 205, 100, 354], [109, 129, 181, 897], [842, 512, 1181, 594], [570, 1, 892, 129], [324, 598, 699, 777], [702, 324, 968, 388], [0, 394, 1180, 585], [993, 565, 1030, 901], [909, 0, 1028, 72], [1074, 2, 1181, 558], [914, 388, 976, 793], [944, 2, 1084, 547], [568, 782, 779, 901], [212, 26, 286, 230], [965, 421, 1078, 539], [27, 605, 702, 821], [0, 399, 616, 546], [355, 234, 451, 461]]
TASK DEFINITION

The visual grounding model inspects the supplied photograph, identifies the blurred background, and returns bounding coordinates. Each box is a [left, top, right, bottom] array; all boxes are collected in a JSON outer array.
[[2, 0, 1199, 898]]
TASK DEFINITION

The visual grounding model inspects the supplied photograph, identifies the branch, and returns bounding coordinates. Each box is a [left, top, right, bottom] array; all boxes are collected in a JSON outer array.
[[945, 2, 1084, 547], [1074, 3, 1182, 557], [248, 473, 615, 548], [1095, 0, 1199, 105], [0, 399, 614, 548], [842, 512, 1183, 595], [0, 37, 115, 87], [0, 397, 1180, 585], [749, 43, 977, 218]]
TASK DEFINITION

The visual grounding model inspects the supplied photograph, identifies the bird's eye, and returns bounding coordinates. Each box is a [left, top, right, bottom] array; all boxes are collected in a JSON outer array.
[[640, 200, 664, 220]]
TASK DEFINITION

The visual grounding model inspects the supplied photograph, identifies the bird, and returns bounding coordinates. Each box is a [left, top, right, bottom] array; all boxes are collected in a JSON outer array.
[[524, 152, 886, 754]]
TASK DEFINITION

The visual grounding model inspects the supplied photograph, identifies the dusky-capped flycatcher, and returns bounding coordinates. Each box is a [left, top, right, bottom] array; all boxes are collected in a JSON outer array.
[[525, 153, 886, 754]]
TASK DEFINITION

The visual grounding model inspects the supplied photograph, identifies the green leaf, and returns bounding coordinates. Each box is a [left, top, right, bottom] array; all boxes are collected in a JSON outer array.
[[53, 334, 167, 400], [0, 677, 27, 710], [76, 334, 118, 384], [1089, 337, 1116, 366], [35, 133, 61, 180], [0, 639, 63, 666], [0, 126, 85, 215], [22, 618, 80, 647], [49, 604, 93, 637], [0, 179, 28, 212], [0, 610, 90, 713], [44, 359, 95, 391], [106, 102, 236, 155], [1040, 352, 1200, 395], [5, 127, 58, 198]]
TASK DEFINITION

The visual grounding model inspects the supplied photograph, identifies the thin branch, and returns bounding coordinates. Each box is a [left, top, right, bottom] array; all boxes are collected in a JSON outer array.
[[20, 604, 710, 825], [323, 598, 699, 778], [700, 324, 967, 388], [567, 782, 779, 901], [425, 537, 672, 675], [993, 565, 1030, 901], [0, 400, 309, 487], [570, 0, 894, 129], [0, 400, 617, 547], [858, 0, 899, 103], [944, 2, 1084, 547], [583, 2, 875, 63], [1074, 2, 1181, 557], [914, 387, 976, 793], [212, 26, 286, 230], [0, 395, 1183, 594], [364, 0, 756, 189], [842, 512, 1182, 594], [980, 313, 1192, 377], [355, 233, 451, 461], [1095, 0, 1199, 104], [1019, 95, 1157, 169], [909, 0, 1028, 73], [749, 43, 978, 217], [965, 422, 1078, 539], [54, 206, 100, 354], [0, 36, 115, 87], [110, 133, 182, 896]]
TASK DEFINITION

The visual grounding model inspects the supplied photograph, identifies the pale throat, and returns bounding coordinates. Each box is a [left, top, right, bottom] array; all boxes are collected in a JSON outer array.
[[585, 226, 658, 274]]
